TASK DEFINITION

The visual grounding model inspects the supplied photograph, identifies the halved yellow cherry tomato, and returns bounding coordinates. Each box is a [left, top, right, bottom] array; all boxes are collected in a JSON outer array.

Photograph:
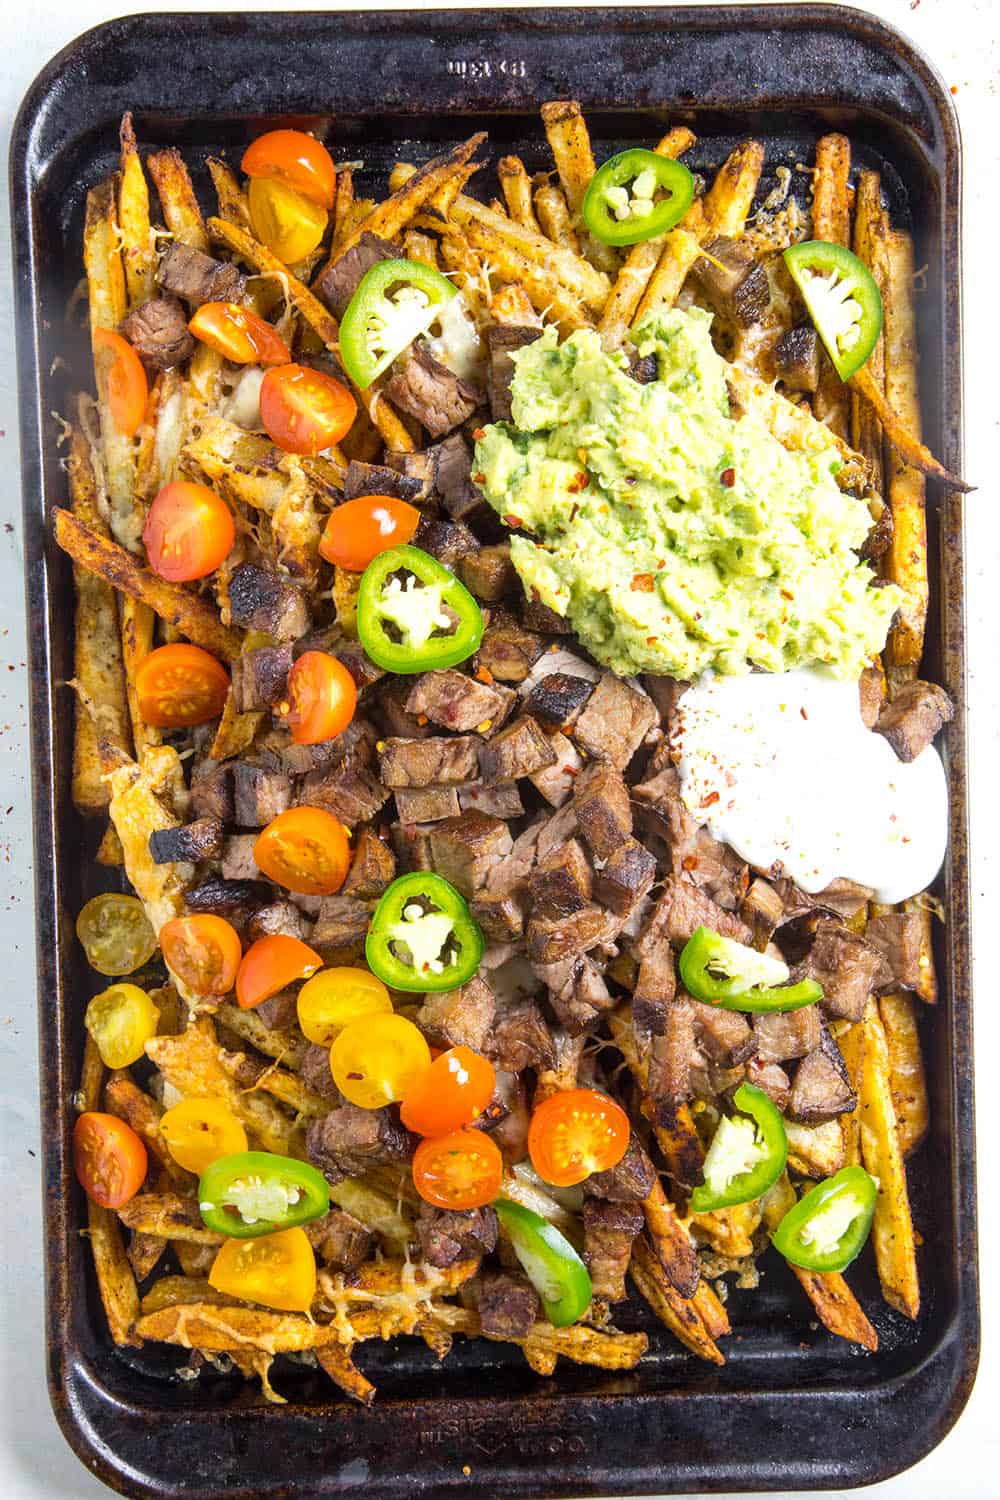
[[76, 893, 157, 977], [209, 1226, 316, 1312], [242, 129, 337, 209], [296, 967, 392, 1047], [84, 983, 160, 1069], [160, 1097, 249, 1174], [330, 1013, 431, 1109], [248, 176, 327, 264]]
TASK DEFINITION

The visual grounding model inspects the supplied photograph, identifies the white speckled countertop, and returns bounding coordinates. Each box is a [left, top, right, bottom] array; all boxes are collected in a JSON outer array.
[[1, 2, 997, 1495]]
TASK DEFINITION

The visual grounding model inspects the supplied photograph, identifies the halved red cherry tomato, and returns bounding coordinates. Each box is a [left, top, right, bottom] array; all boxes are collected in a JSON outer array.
[[528, 1088, 630, 1188], [412, 1128, 503, 1210], [253, 807, 351, 896], [73, 1111, 147, 1209], [236, 933, 322, 1010], [259, 364, 357, 456], [135, 643, 230, 728], [93, 328, 149, 437], [143, 481, 235, 582], [319, 495, 421, 572], [242, 129, 336, 209], [160, 914, 242, 998], [188, 302, 291, 366], [400, 1046, 496, 1136], [277, 651, 357, 746]]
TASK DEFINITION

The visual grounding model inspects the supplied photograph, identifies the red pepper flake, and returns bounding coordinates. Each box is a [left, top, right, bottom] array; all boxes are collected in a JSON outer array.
[[472, 428, 486, 440], [567, 471, 589, 493], [569, 503, 580, 523], [347, 1072, 363, 1081], [781, 589, 794, 601], [631, 573, 655, 592], [475, 665, 495, 685], [682, 854, 698, 872], [474, 472, 487, 484], [416, 713, 429, 726], [800, 707, 808, 720], [646, 636, 658, 646], [700, 790, 720, 808], [505, 514, 523, 528], [720, 467, 736, 488]]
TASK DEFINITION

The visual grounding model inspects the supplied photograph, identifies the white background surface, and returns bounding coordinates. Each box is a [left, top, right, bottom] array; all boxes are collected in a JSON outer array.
[[0, 1, 996, 1496]]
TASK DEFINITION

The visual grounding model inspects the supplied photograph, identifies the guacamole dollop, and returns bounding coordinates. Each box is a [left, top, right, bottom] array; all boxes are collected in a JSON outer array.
[[473, 308, 899, 679]]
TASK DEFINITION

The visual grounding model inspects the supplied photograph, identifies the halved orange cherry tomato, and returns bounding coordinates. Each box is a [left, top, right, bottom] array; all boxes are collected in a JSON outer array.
[[209, 1226, 316, 1312], [160, 1097, 248, 1174], [236, 933, 322, 1010], [412, 1128, 503, 1210], [188, 302, 291, 366], [73, 1111, 147, 1209], [296, 966, 392, 1046], [277, 650, 357, 746], [401, 1046, 496, 1136], [259, 363, 357, 456], [330, 1013, 431, 1108], [319, 495, 421, 572], [247, 177, 328, 264], [93, 328, 149, 437], [528, 1088, 630, 1188], [160, 914, 242, 998], [135, 644, 230, 728], [143, 481, 235, 582], [242, 129, 336, 209], [253, 807, 351, 896]]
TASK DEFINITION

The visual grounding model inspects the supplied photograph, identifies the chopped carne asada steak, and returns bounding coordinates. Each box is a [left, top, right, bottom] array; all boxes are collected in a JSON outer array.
[[645, 994, 698, 1105], [315, 232, 399, 318], [299, 761, 388, 825], [858, 665, 885, 729], [230, 645, 293, 713], [534, 951, 614, 1033], [693, 236, 771, 326], [405, 669, 516, 734], [416, 1203, 498, 1268], [299, 1043, 344, 1104], [341, 829, 397, 900], [595, 839, 657, 917], [798, 918, 881, 1022], [475, 611, 547, 683], [305, 1104, 415, 1181], [341, 457, 423, 503], [752, 1006, 822, 1064], [246, 898, 310, 944], [530, 731, 583, 808], [573, 673, 658, 768], [413, 514, 481, 568], [788, 1030, 857, 1122], [253, 990, 299, 1031], [458, 781, 525, 819], [573, 762, 633, 861], [393, 785, 462, 823], [585, 1137, 657, 1202], [190, 760, 234, 822], [185, 874, 265, 919], [385, 343, 484, 437], [418, 975, 497, 1052], [745, 1056, 792, 1111], [220, 834, 260, 882], [633, 941, 678, 1034], [310, 896, 372, 964], [119, 295, 194, 370], [488, 999, 555, 1072], [469, 893, 524, 943], [639, 876, 752, 951], [231, 762, 292, 828], [690, 999, 756, 1067], [522, 596, 574, 635], [875, 679, 955, 762], [149, 817, 224, 865], [479, 715, 557, 785], [334, 641, 386, 693], [156, 241, 247, 306], [431, 433, 484, 521], [390, 820, 434, 873], [773, 323, 821, 394], [427, 813, 514, 897], [582, 1199, 643, 1302], [305, 1207, 375, 1270], [864, 911, 925, 992], [379, 736, 482, 788], [228, 563, 311, 641], [460, 544, 516, 602], [485, 324, 542, 421], [478, 1271, 542, 1338], [530, 837, 594, 920], [526, 904, 615, 966], [524, 671, 595, 731]]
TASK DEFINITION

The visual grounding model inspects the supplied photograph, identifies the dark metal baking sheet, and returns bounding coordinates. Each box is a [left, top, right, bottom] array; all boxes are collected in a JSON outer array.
[[10, 6, 976, 1496]]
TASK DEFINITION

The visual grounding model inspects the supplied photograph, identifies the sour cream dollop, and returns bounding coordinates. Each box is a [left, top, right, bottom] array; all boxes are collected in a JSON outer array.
[[671, 668, 948, 903]]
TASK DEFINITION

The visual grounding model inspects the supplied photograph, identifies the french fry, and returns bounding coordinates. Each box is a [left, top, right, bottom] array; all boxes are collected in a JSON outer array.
[[54, 508, 242, 660], [146, 1018, 302, 1157], [810, 133, 852, 440], [121, 597, 161, 757], [217, 1048, 332, 1120], [598, 127, 696, 346], [462, 221, 594, 336], [332, 565, 361, 637], [852, 361, 970, 493], [878, 992, 930, 1157], [66, 429, 130, 812], [649, 1102, 705, 1199], [453, 193, 611, 312], [106, 745, 194, 949], [690, 1199, 762, 1260], [207, 156, 252, 230], [139, 1276, 227, 1315], [117, 1193, 225, 1246], [214, 1001, 309, 1070], [127, 1231, 169, 1281], [403, 230, 438, 269], [325, 1179, 413, 1254], [761, 1175, 877, 1348], [96, 823, 125, 866], [104, 1071, 193, 1189], [136, 1302, 344, 1354], [174, 1241, 217, 1279], [332, 165, 356, 249], [491, 283, 543, 328], [786, 1117, 845, 1179], [533, 180, 581, 253], [907, 896, 939, 1003], [630, 1238, 724, 1365], [118, 113, 157, 309], [837, 1021, 866, 1167], [533, 1030, 585, 1105], [499, 155, 541, 231], [539, 99, 617, 272], [317, 1344, 376, 1405], [642, 1176, 700, 1297], [88, 1202, 142, 1345], [850, 172, 889, 492], [859, 999, 920, 1318], [692, 1280, 731, 1340], [146, 148, 208, 252], [210, 688, 264, 762]]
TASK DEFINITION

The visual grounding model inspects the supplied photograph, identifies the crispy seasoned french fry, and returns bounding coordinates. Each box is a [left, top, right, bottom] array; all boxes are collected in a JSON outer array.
[[878, 991, 929, 1157], [837, 1021, 866, 1167], [499, 155, 541, 231], [761, 1173, 876, 1348], [147, 148, 208, 252], [54, 508, 242, 660], [462, 221, 593, 336], [533, 181, 581, 253], [810, 133, 852, 440], [852, 362, 970, 492], [650, 1102, 705, 1199], [96, 823, 125, 865], [642, 1176, 700, 1297], [121, 597, 161, 757], [127, 1231, 169, 1281], [332, 165, 356, 249], [88, 1202, 142, 1345], [139, 1276, 227, 1315], [453, 194, 611, 312], [79, 1033, 105, 1112], [690, 1199, 762, 1259], [325, 1180, 413, 1253], [692, 1280, 731, 1340], [209, 688, 264, 762], [136, 1302, 343, 1353], [630, 1238, 724, 1365], [118, 113, 156, 308], [907, 896, 939, 1003], [146, 1018, 302, 1157], [539, 99, 617, 272], [104, 1071, 193, 1188], [850, 171, 889, 491], [67, 429, 130, 812], [214, 1002, 309, 1070], [598, 127, 696, 346], [207, 156, 253, 231], [332, 565, 361, 638], [117, 1193, 225, 1245], [217, 1048, 332, 1120], [403, 230, 438, 269], [317, 1344, 376, 1405], [174, 1241, 218, 1279], [860, 1000, 920, 1318], [491, 283, 543, 327], [785, 1117, 845, 1179]]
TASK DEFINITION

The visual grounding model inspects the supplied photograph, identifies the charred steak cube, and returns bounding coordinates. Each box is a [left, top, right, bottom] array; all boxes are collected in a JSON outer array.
[[221, 834, 261, 882], [405, 669, 516, 735], [645, 993, 697, 1105], [693, 236, 771, 326], [334, 641, 386, 692], [526, 904, 614, 966], [305, 1207, 375, 1270], [487, 999, 555, 1072], [119, 294, 194, 371], [342, 458, 423, 504], [478, 1272, 541, 1339], [773, 324, 821, 394], [316, 233, 399, 318], [530, 730, 582, 808], [690, 999, 755, 1067], [156, 240, 246, 306], [479, 715, 556, 785], [594, 838, 657, 917], [299, 1044, 345, 1104], [299, 762, 388, 826], [149, 817, 224, 865], [418, 975, 496, 1052], [788, 1030, 857, 1122], [342, 829, 397, 900], [573, 762, 633, 860], [583, 1199, 643, 1303], [246, 898, 310, 944], [535, 952, 613, 1033], [864, 911, 925, 992], [393, 785, 462, 823], [475, 612, 547, 683], [521, 597, 574, 635], [800, 919, 881, 1021], [228, 564, 310, 641], [254, 990, 299, 1031], [306, 1104, 415, 1181], [413, 514, 480, 568], [385, 343, 484, 438], [416, 1203, 498, 1268], [752, 1006, 822, 1064], [745, 1056, 791, 1112], [524, 671, 595, 731], [639, 876, 752, 950], [460, 545, 517, 602], [431, 434, 484, 521], [185, 874, 265, 919], [458, 782, 525, 818], [634, 941, 678, 1032], [230, 645, 293, 713], [427, 812, 513, 897], [310, 895, 372, 963], [390, 820, 434, 873], [573, 673, 658, 769], [875, 679, 954, 762], [485, 324, 542, 421], [379, 736, 482, 788], [190, 760, 234, 822], [530, 837, 593, 920], [469, 893, 524, 943], [585, 1137, 656, 1202], [231, 763, 292, 828]]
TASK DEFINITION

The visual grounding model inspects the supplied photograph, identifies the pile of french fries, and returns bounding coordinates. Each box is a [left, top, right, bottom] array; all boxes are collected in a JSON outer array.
[[61, 103, 941, 1400]]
